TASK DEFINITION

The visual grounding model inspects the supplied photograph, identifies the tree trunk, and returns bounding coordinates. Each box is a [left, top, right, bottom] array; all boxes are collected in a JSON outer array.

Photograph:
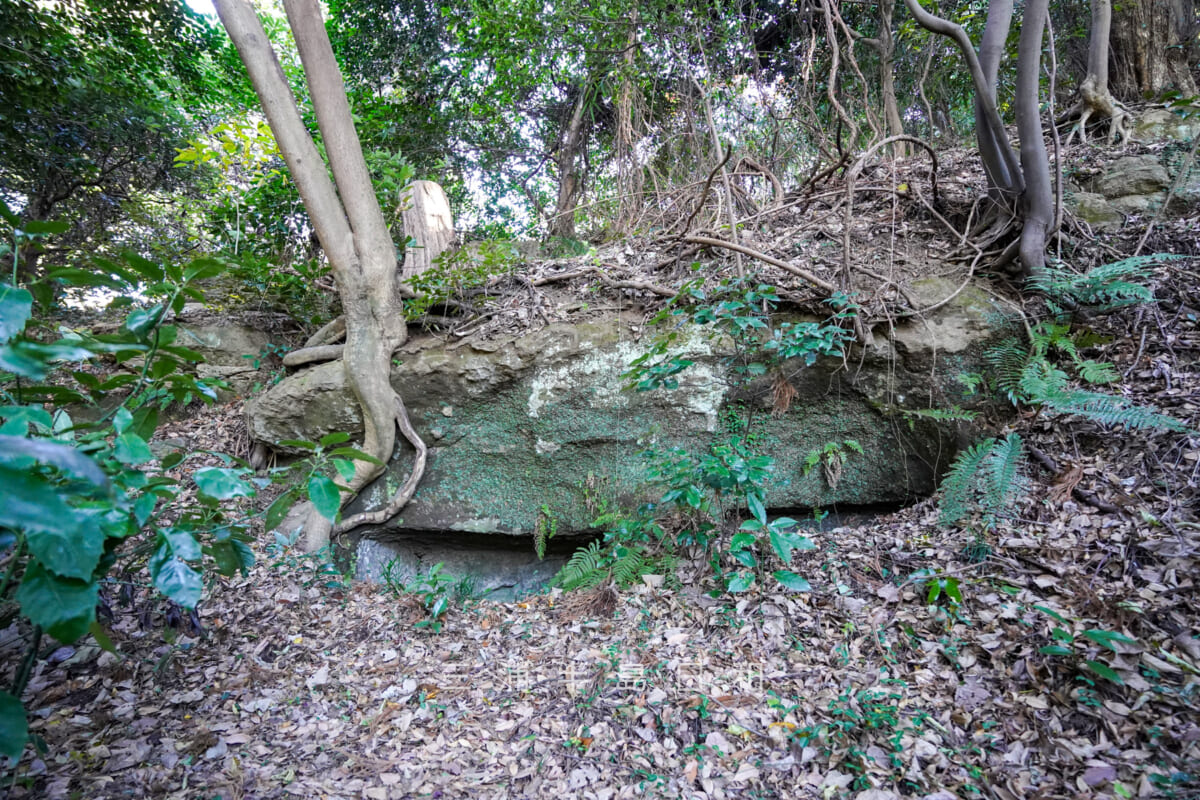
[[1015, 0, 1054, 276], [548, 82, 590, 240], [215, 0, 425, 552], [1111, 0, 1198, 98], [614, 12, 642, 233], [400, 180, 455, 280], [1067, 0, 1131, 144]]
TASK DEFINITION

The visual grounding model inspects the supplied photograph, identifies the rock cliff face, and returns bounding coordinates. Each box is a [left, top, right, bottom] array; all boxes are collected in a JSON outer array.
[[246, 277, 1001, 594]]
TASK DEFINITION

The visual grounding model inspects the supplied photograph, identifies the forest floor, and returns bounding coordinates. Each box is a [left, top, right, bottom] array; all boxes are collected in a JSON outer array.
[[6, 142, 1200, 800]]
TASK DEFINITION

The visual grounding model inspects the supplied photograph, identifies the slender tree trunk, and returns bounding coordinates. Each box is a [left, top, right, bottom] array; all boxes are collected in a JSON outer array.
[[615, 11, 642, 233], [1015, 0, 1054, 277], [903, 0, 1023, 196], [1068, 0, 1130, 144], [548, 82, 590, 240]]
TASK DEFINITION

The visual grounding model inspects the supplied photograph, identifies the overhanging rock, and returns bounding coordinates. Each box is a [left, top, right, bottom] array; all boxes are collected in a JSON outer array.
[[247, 278, 1002, 552]]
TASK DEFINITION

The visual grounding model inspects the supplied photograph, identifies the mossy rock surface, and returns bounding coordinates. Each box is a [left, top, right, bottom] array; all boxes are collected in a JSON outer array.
[[249, 290, 1004, 545]]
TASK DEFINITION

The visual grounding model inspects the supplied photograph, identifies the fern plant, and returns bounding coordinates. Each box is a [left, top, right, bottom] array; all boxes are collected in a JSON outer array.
[[1027, 256, 1179, 318], [553, 541, 654, 591], [938, 433, 1029, 528]]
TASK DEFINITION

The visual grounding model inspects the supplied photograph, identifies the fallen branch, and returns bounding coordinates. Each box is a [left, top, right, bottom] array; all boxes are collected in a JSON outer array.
[[683, 235, 836, 293], [1027, 445, 1122, 514]]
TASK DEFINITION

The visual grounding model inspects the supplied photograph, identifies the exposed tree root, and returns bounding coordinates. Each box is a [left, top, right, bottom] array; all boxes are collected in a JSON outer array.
[[335, 391, 428, 535], [282, 344, 345, 367], [1063, 75, 1131, 146]]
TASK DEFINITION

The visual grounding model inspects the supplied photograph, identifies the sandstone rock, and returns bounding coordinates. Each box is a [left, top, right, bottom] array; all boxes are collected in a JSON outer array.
[[1133, 108, 1200, 143], [1067, 192, 1122, 229], [1109, 192, 1165, 215], [175, 324, 271, 367], [1093, 155, 1169, 199], [249, 294, 1001, 542]]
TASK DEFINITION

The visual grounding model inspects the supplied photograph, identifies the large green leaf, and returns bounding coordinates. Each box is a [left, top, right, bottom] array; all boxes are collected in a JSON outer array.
[[0, 283, 32, 344], [15, 563, 97, 643], [0, 405, 54, 435], [25, 520, 104, 582], [0, 692, 28, 762], [149, 543, 202, 608], [308, 475, 341, 521], [0, 467, 84, 539], [161, 528, 201, 561], [193, 467, 255, 500], [265, 488, 300, 531], [113, 432, 154, 465], [0, 436, 107, 487]]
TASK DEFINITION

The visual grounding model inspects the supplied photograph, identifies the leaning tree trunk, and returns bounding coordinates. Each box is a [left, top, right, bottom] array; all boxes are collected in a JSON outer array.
[[903, 0, 1023, 199], [1111, 0, 1198, 99], [215, 0, 426, 552]]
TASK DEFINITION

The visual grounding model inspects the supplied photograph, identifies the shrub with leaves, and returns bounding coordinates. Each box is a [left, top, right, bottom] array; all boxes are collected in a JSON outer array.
[[0, 214, 303, 762]]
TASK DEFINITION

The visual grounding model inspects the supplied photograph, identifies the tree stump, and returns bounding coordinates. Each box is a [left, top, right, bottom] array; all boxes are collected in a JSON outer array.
[[400, 180, 455, 280]]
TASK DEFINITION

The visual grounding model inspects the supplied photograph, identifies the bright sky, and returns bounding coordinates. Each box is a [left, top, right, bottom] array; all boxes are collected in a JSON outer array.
[[186, 0, 216, 16]]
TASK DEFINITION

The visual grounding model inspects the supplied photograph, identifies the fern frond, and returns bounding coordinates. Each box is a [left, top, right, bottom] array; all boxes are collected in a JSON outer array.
[[938, 438, 998, 526], [553, 541, 608, 591], [610, 545, 649, 588], [1076, 360, 1119, 385], [981, 433, 1026, 519]]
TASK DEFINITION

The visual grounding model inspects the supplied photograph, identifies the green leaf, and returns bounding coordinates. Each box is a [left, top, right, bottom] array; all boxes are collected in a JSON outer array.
[[731, 549, 757, 567], [327, 447, 383, 465], [332, 458, 356, 482], [122, 305, 165, 339], [25, 516, 104, 582], [161, 528, 201, 561], [133, 492, 158, 527], [193, 467, 255, 500], [1039, 645, 1073, 656], [88, 620, 117, 655], [42, 268, 125, 289], [120, 252, 164, 282], [0, 437, 107, 487], [149, 542, 202, 608], [308, 475, 341, 521], [265, 489, 299, 531], [746, 492, 766, 525], [769, 529, 812, 564], [22, 219, 69, 235], [112, 407, 133, 434], [1035, 605, 1069, 624], [726, 572, 754, 593], [0, 692, 28, 762], [1082, 629, 1136, 653], [182, 257, 227, 284], [15, 562, 97, 643], [0, 405, 54, 435], [1084, 660, 1124, 685], [278, 439, 318, 451], [773, 570, 812, 591], [114, 432, 154, 465], [730, 532, 757, 551], [319, 431, 352, 447], [0, 466, 84, 542], [0, 283, 34, 344]]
